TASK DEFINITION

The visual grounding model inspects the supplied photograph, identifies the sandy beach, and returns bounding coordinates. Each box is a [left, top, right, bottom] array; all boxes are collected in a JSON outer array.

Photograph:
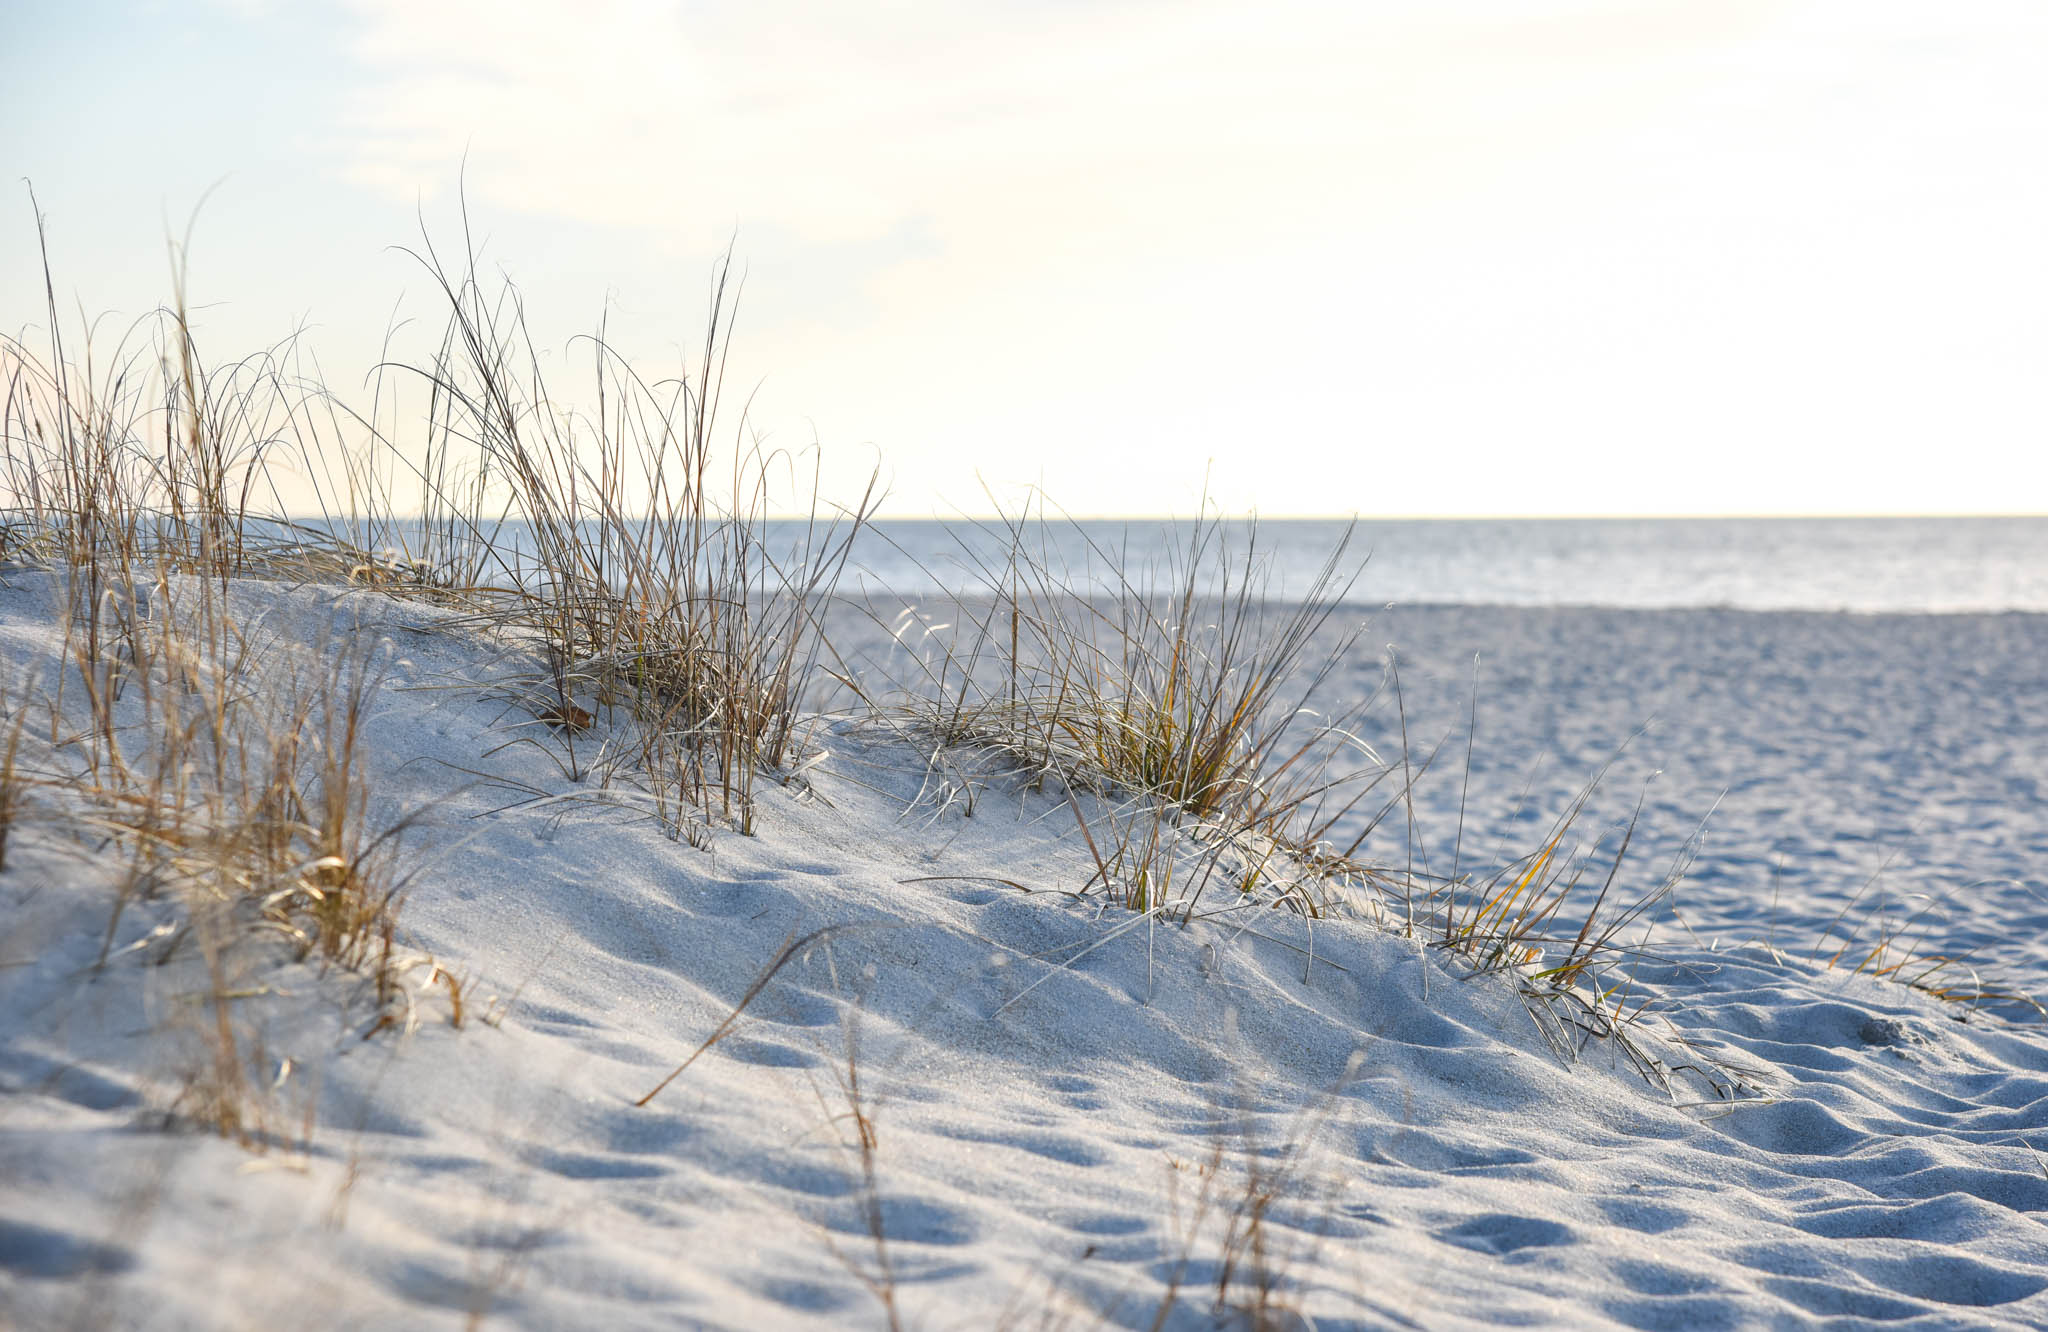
[[10, 1, 2048, 1324], [6, 568, 2047, 1330]]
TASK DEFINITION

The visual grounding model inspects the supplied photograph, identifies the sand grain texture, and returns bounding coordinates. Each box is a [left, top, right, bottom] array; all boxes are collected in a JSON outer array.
[[5, 577, 2048, 1329]]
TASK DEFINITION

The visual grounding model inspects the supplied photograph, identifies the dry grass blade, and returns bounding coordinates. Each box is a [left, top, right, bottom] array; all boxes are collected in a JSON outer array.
[[364, 219, 881, 840], [635, 924, 864, 1107]]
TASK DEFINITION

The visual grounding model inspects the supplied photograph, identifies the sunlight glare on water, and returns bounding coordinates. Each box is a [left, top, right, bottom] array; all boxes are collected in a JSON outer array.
[[834, 516, 2048, 612]]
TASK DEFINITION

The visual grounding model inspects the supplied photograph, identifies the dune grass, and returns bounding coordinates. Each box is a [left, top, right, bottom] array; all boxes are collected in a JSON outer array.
[[376, 225, 880, 839], [834, 497, 1755, 1091], [1807, 857, 2048, 1021], [4, 194, 2034, 1164], [841, 497, 1386, 918], [3, 211, 419, 984], [0, 565, 431, 1141], [0, 201, 876, 1138]]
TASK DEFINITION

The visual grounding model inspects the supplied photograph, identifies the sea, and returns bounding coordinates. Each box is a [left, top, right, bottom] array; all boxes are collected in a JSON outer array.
[[833, 515, 2048, 613]]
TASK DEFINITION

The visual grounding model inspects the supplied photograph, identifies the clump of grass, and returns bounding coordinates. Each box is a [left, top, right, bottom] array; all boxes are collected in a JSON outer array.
[[856, 502, 1772, 1095], [0, 202, 441, 1144], [858, 496, 1388, 925], [883, 496, 1370, 820], [0, 558, 430, 1143], [46, 572, 411, 968], [1806, 856, 2048, 1020], [368, 219, 880, 840], [1409, 761, 1679, 1070], [4, 183, 893, 1146], [1, 193, 363, 583]]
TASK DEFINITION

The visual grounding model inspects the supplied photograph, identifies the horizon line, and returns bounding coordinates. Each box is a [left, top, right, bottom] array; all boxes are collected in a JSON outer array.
[[275, 509, 2048, 524], [836, 510, 2048, 523]]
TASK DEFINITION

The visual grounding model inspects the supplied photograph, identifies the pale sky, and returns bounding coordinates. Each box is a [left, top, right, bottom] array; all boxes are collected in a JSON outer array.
[[5, 0, 2045, 517]]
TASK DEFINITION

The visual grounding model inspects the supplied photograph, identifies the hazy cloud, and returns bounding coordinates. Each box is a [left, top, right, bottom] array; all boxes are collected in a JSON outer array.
[[315, 1, 2048, 511]]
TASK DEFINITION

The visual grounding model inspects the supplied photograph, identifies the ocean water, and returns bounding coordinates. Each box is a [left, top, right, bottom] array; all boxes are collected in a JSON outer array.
[[836, 515, 2048, 612]]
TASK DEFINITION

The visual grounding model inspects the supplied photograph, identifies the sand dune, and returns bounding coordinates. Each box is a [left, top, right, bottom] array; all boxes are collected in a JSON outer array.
[[5, 573, 2048, 1329]]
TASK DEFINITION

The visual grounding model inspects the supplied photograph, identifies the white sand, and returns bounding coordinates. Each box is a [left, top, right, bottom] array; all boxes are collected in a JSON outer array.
[[5, 573, 2048, 1329]]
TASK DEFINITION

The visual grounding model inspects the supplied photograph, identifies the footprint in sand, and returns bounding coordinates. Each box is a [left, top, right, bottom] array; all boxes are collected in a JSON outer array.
[[1435, 1213, 1574, 1256]]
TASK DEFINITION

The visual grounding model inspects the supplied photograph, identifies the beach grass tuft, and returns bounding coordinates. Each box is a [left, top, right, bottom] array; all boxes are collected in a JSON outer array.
[[3, 195, 2034, 1171], [844, 497, 1757, 1088], [361, 220, 882, 840]]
